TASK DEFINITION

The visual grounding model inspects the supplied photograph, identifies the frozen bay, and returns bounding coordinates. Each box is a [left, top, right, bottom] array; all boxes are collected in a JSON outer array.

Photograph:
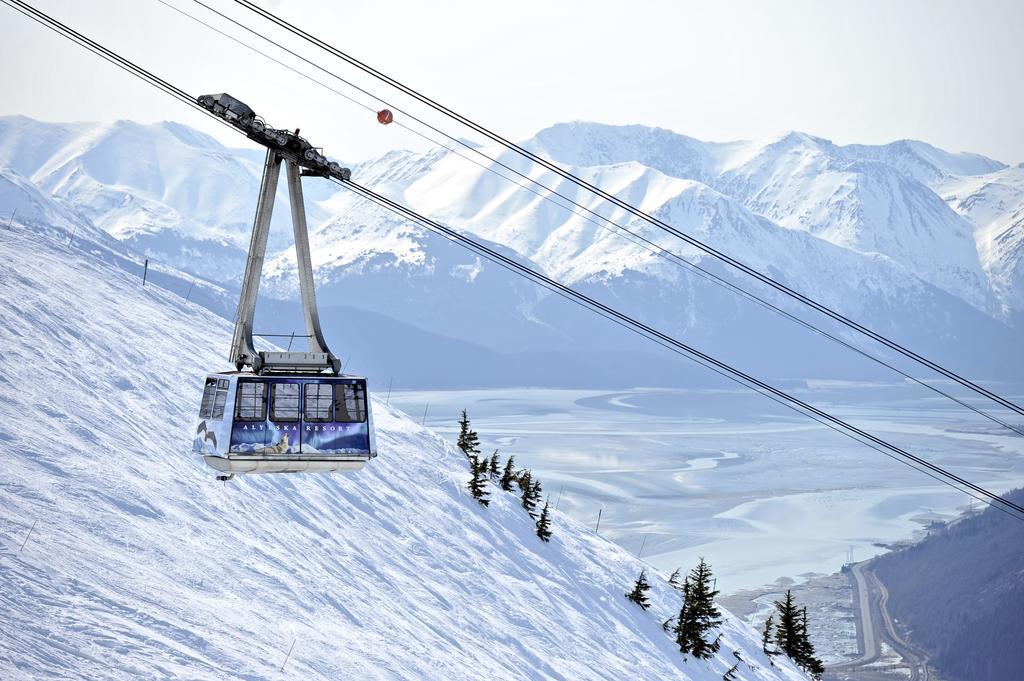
[[388, 383, 1024, 592]]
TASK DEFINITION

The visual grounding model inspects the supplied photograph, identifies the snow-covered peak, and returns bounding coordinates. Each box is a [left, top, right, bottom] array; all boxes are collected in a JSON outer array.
[[505, 122, 1000, 312], [526, 121, 711, 183], [761, 130, 838, 154], [941, 165, 1024, 316], [0, 114, 97, 179], [26, 117, 257, 234], [521, 121, 1005, 186], [0, 116, 348, 282], [714, 137, 993, 311], [841, 138, 1006, 187], [405, 145, 697, 276]]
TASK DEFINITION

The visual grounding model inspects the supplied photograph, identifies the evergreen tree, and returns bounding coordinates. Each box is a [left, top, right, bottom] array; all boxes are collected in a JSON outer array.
[[488, 450, 500, 479], [674, 576, 697, 656], [518, 470, 538, 517], [535, 499, 553, 542], [761, 614, 777, 661], [499, 455, 517, 491], [456, 409, 480, 459], [466, 455, 490, 506], [804, 652, 825, 680], [722, 663, 739, 680], [796, 607, 825, 679], [625, 569, 652, 609], [517, 468, 531, 494], [668, 567, 684, 591], [688, 558, 723, 659], [676, 558, 722, 659], [661, 615, 677, 633], [795, 606, 810, 664], [772, 591, 824, 677], [530, 479, 543, 512], [773, 590, 801, 660]]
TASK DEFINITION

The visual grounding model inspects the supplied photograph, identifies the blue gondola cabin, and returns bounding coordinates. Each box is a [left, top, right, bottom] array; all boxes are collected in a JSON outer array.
[[193, 373, 377, 474]]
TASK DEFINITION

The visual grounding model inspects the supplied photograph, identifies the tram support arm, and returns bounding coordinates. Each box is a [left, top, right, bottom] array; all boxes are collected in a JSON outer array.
[[228, 150, 341, 375], [230, 149, 281, 370], [286, 161, 339, 373]]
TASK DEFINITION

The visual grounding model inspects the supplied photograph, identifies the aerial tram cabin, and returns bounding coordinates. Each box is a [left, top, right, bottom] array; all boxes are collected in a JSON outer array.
[[192, 93, 374, 479], [194, 373, 375, 474]]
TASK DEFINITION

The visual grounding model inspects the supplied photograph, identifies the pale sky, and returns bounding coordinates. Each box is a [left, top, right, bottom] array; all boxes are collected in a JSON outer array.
[[1, 0, 1022, 164]]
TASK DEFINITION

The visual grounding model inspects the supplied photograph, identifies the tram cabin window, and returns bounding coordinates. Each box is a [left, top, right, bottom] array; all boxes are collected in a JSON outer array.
[[200, 378, 230, 420], [199, 379, 216, 417], [304, 383, 333, 422], [335, 383, 367, 423], [271, 383, 300, 421], [212, 379, 229, 419], [236, 381, 267, 421]]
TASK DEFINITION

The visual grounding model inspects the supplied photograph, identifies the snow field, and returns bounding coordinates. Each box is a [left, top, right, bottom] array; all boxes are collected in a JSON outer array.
[[0, 222, 807, 680]]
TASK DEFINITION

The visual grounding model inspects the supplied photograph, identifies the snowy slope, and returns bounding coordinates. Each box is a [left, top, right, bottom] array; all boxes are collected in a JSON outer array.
[[0, 116, 338, 282], [0, 164, 108, 245], [261, 147, 548, 353], [0, 215, 807, 679], [940, 165, 1024, 320], [0, 162, 238, 321]]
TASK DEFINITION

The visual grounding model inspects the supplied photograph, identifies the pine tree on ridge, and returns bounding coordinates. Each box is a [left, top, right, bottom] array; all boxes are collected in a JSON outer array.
[[488, 450, 500, 479], [675, 558, 722, 660], [499, 455, 517, 491], [456, 409, 480, 460], [674, 575, 695, 655], [761, 614, 777, 663], [518, 469, 538, 517], [772, 590, 824, 679], [535, 498, 552, 542], [467, 455, 490, 506], [773, 590, 800, 660], [529, 479, 543, 516], [625, 569, 652, 610]]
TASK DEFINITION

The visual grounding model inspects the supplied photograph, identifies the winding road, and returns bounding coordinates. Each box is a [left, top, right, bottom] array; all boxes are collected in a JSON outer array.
[[825, 562, 930, 681]]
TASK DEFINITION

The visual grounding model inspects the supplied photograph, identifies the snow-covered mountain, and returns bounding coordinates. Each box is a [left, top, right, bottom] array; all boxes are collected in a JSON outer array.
[[0, 116, 337, 282], [0, 159, 239, 317], [0, 204, 807, 680], [526, 124, 999, 313], [939, 164, 1024, 325], [715, 135, 990, 311], [0, 163, 107, 245], [839, 138, 1006, 187], [1, 115, 1021, 384], [308, 123, 1020, 379]]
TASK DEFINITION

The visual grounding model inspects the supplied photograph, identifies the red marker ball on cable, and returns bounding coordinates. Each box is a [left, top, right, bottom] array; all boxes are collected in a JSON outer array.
[[377, 109, 393, 125]]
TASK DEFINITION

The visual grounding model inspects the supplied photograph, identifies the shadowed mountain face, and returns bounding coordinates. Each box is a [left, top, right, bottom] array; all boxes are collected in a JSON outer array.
[[872, 489, 1024, 681], [0, 115, 1021, 386]]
